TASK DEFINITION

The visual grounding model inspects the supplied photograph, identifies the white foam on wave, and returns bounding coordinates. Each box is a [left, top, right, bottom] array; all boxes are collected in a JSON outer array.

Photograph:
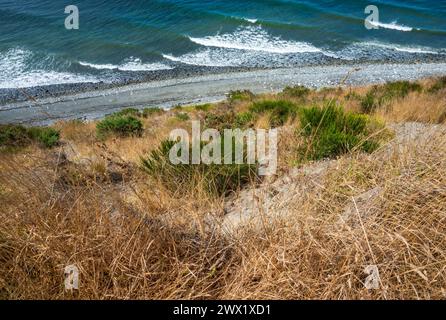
[[362, 41, 438, 54], [79, 57, 172, 72], [0, 48, 100, 89], [188, 25, 322, 54], [163, 46, 333, 68], [243, 18, 258, 24], [368, 21, 414, 32], [334, 41, 441, 61], [163, 51, 236, 67]]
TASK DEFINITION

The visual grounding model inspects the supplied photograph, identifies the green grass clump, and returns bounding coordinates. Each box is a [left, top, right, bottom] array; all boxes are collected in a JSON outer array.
[[228, 90, 254, 103], [235, 112, 255, 128], [204, 113, 236, 130], [281, 85, 311, 99], [428, 76, 446, 93], [142, 107, 165, 118], [360, 91, 379, 114], [298, 103, 383, 161], [193, 104, 213, 112], [0, 125, 31, 148], [112, 108, 142, 117], [205, 111, 255, 130], [141, 137, 258, 197], [175, 112, 190, 121], [27, 127, 60, 148], [360, 81, 422, 113], [382, 81, 422, 98], [96, 115, 143, 139], [0, 125, 60, 150], [112, 107, 166, 119], [250, 100, 298, 127], [345, 91, 361, 101]]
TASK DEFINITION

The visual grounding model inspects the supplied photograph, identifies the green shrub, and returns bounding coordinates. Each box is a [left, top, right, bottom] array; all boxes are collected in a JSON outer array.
[[382, 81, 422, 98], [96, 115, 143, 139], [204, 112, 236, 130], [0, 125, 60, 149], [250, 100, 298, 127], [298, 103, 383, 161], [235, 112, 255, 128], [360, 81, 422, 113], [205, 111, 255, 130], [194, 104, 212, 112], [112, 107, 166, 119], [228, 90, 254, 103], [141, 136, 258, 197], [175, 112, 190, 121], [345, 91, 361, 101], [112, 108, 142, 117], [27, 127, 60, 148], [142, 107, 165, 118], [360, 92, 378, 114], [428, 76, 446, 93], [281, 85, 311, 99], [0, 125, 31, 147]]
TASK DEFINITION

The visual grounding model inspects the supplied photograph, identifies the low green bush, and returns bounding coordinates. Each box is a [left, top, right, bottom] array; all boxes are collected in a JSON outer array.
[[382, 81, 422, 98], [360, 92, 378, 114], [281, 85, 311, 99], [235, 111, 255, 128], [27, 127, 60, 148], [250, 100, 298, 127], [111, 107, 166, 119], [0, 125, 60, 149], [428, 76, 446, 93], [345, 91, 361, 101], [96, 115, 143, 139], [175, 112, 190, 121], [228, 90, 254, 103], [142, 107, 165, 118], [0, 125, 31, 148], [360, 81, 422, 113], [193, 104, 212, 112], [141, 136, 258, 197], [298, 103, 383, 161], [204, 112, 236, 130], [112, 108, 141, 117]]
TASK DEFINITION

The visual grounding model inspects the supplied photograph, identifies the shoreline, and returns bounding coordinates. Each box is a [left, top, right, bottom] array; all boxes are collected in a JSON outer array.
[[1, 61, 446, 126]]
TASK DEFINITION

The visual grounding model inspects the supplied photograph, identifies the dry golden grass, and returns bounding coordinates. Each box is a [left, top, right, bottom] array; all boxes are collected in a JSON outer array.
[[1, 77, 445, 300], [377, 91, 446, 124]]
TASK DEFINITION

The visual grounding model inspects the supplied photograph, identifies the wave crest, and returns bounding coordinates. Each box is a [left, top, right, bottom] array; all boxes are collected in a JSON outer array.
[[188, 25, 322, 54], [0, 48, 100, 89], [79, 57, 172, 72], [368, 21, 414, 32]]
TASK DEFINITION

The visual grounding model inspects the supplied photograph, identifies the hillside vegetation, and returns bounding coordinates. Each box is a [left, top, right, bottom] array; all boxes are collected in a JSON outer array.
[[0, 76, 445, 299]]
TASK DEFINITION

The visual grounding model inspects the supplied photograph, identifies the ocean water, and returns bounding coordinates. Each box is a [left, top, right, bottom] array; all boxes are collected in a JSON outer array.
[[0, 0, 445, 88]]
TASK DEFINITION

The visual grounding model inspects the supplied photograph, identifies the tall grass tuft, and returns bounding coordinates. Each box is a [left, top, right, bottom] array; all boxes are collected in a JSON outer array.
[[250, 100, 298, 127], [96, 115, 143, 139], [281, 85, 311, 99], [360, 81, 422, 113], [0, 125, 60, 149], [298, 102, 384, 160], [141, 137, 259, 197]]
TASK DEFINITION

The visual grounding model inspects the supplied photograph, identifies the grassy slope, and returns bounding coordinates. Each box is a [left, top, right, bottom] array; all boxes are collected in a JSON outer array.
[[0, 77, 445, 299]]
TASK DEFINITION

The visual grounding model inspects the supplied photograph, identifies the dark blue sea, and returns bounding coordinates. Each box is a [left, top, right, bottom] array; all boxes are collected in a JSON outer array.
[[1, 0, 445, 88]]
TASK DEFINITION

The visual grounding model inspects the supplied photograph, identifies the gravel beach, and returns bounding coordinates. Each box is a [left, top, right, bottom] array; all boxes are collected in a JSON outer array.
[[1, 62, 446, 126]]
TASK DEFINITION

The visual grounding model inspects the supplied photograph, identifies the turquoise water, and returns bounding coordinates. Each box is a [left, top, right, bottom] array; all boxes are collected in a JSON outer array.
[[1, 0, 445, 88]]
